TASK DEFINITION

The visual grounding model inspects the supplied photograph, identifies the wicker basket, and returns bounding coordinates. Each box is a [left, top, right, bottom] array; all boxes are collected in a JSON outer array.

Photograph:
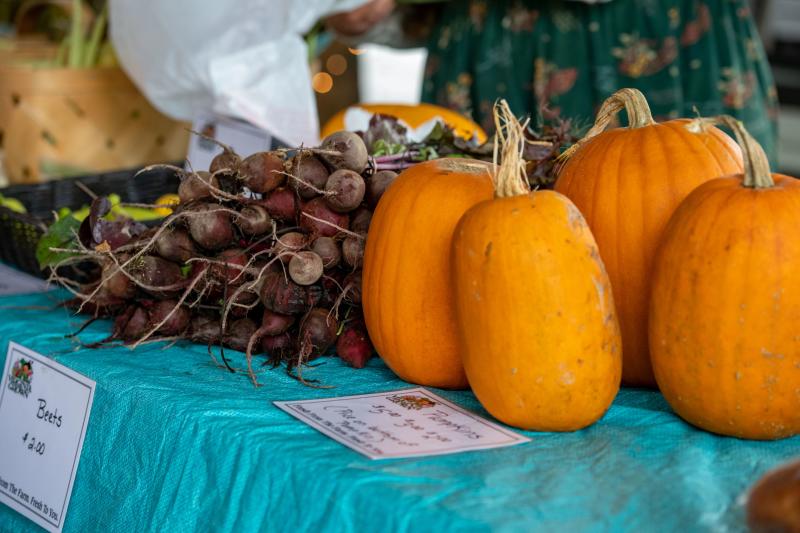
[[0, 166, 180, 277], [0, 63, 190, 184]]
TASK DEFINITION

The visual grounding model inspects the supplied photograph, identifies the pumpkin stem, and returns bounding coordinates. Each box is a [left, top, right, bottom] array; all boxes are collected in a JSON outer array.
[[492, 99, 530, 198], [712, 115, 773, 189], [559, 88, 655, 162]]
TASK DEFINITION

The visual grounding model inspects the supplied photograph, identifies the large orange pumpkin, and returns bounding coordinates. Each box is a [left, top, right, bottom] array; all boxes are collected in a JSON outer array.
[[451, 102, 621, 430], [555, 88, 743, 387], [650, 117, 800, 440], [362, 158, 494, 389]]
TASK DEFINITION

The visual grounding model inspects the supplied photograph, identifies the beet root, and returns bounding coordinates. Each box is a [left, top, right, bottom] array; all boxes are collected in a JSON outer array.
[[318, 131, 368, 173], [190, 315, 222, 343], [344, 270, 362, 305], [260, 271, 310, 314], [336, 320, 373, 368], [298, 308, 338, 359], [178, 171, 220, 203], [155, 228, 197, 263], [149, 300, 191, 336], [187, 203, 235, 251], [342, 237, 364, 269], [367, 170, 397, 209], [325, 169, 366, 213], [114, 305, 149, 341], [274, 231, 307, 264], [209, 149, 242, 176], [310, 236, 341, 269], [129, 256, 184, 294], [210, 248, 249, 287], [103, 262, 136, 299], [239, 151, 285, 193], [260, 309, 296, 336], [289, 153, 329, 199], [350, 208, 372, 235], [224, 318, 259, 352], [261, 187, 298, 221], [289, 251, 324, 286], [235, 204, 272, 236], [262, 331, 293, 358], [300, 197, 349, 238]]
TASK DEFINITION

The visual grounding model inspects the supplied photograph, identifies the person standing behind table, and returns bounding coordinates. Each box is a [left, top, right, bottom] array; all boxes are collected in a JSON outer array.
[[328, 0, 779, 164]]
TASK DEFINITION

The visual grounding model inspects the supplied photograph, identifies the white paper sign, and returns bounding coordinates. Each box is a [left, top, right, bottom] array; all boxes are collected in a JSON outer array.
[[0, 342, 95, 532], [0, 263, 51, 296], [185, 113, 273, 172], [274, 388, 530, 460]]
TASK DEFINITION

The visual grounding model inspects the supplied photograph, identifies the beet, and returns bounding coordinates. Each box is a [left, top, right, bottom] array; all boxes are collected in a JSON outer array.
[[103, 262, 136, 299], [325, 169, 366, 213], [262, 331, 293, 357], [298, 308, 338, 358], [209, 149, 242, 175], [350, 208, 372, 235], [211, 248, 249, 286], [187, 203, 235, 250], [260, 271, 309, 314], [310, 236, 341, 269], [260, 309, 295, 336], [300, 197, 349, 238], [129, 256, 183, 291], [190, 315, 222, 343], [367, 170, 397, 209], [289, 251, 324, 286], [342, 236, 364, 269], [274, 231, 307, 264], [224, 318, 259, 352], [336, 320, 373, 368], [239, 151, 285, 193], [178, 171, 220, 203], [261, 187, 298, 221], [155, 228, 197, 263], [344, 270, 362, 305], [149, 300, 190, 335], [235, 204, 272, 236], [288, 153, 329, 199], [318, 131, 368, 173], [229, 290, 259, 318], [120, 306, 149, 341]]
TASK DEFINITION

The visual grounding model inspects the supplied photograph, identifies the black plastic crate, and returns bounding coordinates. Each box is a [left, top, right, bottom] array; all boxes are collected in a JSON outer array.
[[0, 166, 180, 278]]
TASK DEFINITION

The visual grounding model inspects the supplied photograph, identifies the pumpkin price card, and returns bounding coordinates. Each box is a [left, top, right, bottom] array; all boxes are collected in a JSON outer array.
[[0, 342, 95, 533], [274, 388, 530, 459]]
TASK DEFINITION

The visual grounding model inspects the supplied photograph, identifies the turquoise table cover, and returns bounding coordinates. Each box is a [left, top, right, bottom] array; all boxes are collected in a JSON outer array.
[[0, 290, 798, 533]]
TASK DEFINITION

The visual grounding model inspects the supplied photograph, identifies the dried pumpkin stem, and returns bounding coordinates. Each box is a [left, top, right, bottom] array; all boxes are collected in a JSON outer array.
[[492, 99, 530, 198], [712, 115, 773, 189], [560, 88, 655, 160]]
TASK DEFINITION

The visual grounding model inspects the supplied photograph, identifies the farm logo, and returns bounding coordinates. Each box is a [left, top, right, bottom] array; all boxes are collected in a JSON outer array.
[[8, 358, 33, 398], [388, 394, 436, 411]]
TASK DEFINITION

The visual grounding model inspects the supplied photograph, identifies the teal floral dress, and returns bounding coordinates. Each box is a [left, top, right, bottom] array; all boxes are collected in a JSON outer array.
[[420, 0, 779, 163]]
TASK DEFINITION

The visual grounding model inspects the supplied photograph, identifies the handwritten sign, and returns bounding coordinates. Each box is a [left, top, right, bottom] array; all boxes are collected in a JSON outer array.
[[275, 388, 530, 459], [0, 342, 95, 532]]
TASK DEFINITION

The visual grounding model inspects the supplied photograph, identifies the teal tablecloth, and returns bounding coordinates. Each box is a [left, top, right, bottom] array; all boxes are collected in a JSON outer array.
[[0, 290, 798, 533]]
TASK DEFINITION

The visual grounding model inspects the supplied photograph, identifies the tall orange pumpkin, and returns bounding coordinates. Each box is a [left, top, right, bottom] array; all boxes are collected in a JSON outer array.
[[452, 102, 622, 430], [555, 88, 743, 387], [362, 158, 494, 389], [650, 117, 800, 440]]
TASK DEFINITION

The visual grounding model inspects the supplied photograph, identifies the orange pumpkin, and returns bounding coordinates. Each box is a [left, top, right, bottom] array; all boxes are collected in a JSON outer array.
[[321, 103, 488, 143], [451, 102, 621, 431], [362, 158, 494, 389], [555, 88, 743, 387], [650, 116, 800, 440]]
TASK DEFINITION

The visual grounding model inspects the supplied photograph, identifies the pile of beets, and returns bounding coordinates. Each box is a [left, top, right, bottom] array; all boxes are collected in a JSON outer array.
[[62, 131, 399, 385]]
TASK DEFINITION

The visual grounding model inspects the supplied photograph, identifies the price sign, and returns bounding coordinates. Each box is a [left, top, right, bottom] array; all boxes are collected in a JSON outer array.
[[275, 388, 530, 460], [0, 342, 95, 532]]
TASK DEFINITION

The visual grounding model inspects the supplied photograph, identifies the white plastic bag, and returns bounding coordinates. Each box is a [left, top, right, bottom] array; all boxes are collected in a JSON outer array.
[[109, 0, 369, 147]]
